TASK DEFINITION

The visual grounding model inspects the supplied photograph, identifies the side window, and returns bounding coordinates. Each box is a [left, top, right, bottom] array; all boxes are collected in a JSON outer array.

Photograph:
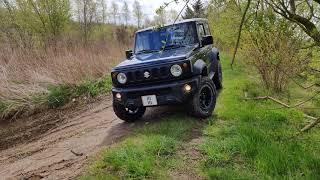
[[197, 24, 205, 38], [204, 23, 211, 35]]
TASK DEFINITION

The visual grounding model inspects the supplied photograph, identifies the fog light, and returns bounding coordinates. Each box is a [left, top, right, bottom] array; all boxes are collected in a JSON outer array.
[[184, 84, 192, 93], [115, 93, 122, 99]]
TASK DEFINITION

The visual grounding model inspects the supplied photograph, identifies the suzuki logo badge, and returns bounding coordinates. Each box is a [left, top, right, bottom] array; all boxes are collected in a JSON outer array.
[[144, 71, 151, 79]]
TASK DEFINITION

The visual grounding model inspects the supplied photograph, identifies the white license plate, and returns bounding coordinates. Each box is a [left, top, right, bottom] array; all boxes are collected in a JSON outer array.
[[141, 95, 158, 106]]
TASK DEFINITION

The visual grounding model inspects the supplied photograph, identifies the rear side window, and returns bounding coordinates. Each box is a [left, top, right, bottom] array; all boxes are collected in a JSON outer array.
[[204, 23, 211, 35], [197, 24, 205, 38]]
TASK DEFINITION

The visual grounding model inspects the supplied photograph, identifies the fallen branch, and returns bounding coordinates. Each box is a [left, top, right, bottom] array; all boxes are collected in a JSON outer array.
[[291, 79, 320, 90], [245, 96, 319, 131], [244, 96, 290, 108], [70, 150, 83, 157], [245, 92, 320, 111], [303, 114, 319, 120], [301, 118, 320, 132]]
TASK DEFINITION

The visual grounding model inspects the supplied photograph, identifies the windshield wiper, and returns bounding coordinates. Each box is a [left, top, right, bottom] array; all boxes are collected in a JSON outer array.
[[163, 44, 186, 50], [136, 49, 159, 54]]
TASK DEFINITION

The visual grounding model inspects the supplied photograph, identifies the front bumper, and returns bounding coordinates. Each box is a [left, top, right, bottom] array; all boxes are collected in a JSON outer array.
[[112, 76, 201, 107]]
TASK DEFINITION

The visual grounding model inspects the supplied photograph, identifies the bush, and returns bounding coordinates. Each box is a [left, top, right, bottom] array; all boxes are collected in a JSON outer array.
[[242, 11, 309, 92]]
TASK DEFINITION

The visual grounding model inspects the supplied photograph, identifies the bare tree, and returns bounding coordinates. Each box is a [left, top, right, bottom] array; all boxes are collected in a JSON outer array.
[[155, 8, 167, 25], [266, 0, 320, 47], [133, 0, 142, 28], [111, 1, 118, 25], [99, 0, 107, 24], [122, 1, 130, 26], [76, 0, 97, 45], [168, 9, 179, 23], [143, 16, 152, 27], [231, 0, 252, 68]]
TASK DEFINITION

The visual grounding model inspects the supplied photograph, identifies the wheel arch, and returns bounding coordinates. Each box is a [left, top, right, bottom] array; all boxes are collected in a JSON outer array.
[[208, 47, 220, 80], [194, 59, 208, 76]]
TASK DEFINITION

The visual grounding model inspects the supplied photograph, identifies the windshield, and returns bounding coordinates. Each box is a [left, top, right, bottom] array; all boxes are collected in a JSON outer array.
[[134, 22, 198, 54]]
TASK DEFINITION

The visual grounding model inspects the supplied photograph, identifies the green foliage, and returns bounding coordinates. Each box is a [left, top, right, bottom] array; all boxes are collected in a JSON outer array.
[[201, 55, 320, 179], [1, 0, 70, 47], [84, 116, 198, 179], [0, 76, 112, 119], [47, 85, 73, 108], [76, 77, 112, 97], [207, 1, 241, 50], [239, 8, 307, 92], [0, 101, 7, 113], [47, 76, 112, 108]]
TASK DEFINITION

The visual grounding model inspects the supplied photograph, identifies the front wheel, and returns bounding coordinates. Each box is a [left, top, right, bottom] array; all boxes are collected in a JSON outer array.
[[113, 102, 146, 122], [188, 77, 217, 119]]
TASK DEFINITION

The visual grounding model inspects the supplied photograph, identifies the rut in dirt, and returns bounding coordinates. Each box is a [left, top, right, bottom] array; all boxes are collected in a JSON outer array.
[[0, 97, 180, 179]]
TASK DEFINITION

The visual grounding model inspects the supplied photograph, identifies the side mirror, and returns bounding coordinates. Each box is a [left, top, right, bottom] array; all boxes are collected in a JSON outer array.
[[201, 35, 214, 46], [125, 50, 133, 59]]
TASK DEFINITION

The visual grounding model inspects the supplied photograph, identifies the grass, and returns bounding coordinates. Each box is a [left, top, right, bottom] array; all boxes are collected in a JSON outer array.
[[0, 76, 112, 118], [0, 41, 124, 120], [83, 53, 320, 179], [83, 115, 200, 179], [201, 55, 320, 179]]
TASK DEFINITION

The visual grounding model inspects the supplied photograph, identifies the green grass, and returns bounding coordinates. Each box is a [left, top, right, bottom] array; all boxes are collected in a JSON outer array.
[[0, 76, 112, 118], [47, 76, 112, 108], [83, 115, 200, 179], [201, 55, 320, 179], [83, 54, 320, 179]]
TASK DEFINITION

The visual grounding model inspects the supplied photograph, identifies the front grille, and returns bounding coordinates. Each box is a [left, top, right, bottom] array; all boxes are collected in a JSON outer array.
[[112, 61, 191, 87], [127, 66, 170, 83]]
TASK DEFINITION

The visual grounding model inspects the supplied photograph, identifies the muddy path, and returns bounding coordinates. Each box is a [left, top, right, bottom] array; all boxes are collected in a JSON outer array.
[[0, 96, 178, 179]]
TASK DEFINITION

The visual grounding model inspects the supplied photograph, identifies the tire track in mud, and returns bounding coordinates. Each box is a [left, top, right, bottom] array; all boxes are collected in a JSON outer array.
[[0, 98, 127, 179], [0, 97, 179, 179]]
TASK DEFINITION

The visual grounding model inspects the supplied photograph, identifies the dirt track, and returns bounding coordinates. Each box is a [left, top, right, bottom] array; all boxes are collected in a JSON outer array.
[[0, 96, 176, 179]]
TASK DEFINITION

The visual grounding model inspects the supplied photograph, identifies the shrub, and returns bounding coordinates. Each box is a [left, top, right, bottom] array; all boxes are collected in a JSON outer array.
[[242, 11, 309, 92]]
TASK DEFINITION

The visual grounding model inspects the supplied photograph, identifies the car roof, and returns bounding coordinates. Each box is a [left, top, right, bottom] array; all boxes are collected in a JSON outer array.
[[136, 18, 208, 33]]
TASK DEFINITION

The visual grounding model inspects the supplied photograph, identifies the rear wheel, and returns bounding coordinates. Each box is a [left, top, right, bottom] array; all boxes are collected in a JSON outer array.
[[188, 77, 217, 118], [113, 102, 146, 122]]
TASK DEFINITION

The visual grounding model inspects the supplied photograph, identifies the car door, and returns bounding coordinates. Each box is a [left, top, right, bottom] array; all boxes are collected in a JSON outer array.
[[196, 22, 212, 72]]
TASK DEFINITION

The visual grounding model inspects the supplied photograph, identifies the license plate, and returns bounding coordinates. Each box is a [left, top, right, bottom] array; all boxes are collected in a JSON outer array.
[[141, 95, 158, 106]]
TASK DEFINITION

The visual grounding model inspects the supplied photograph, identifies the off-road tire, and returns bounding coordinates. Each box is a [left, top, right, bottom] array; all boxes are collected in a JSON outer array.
[[188, 77, 217, 119], [113, 102, 146, 122], [213, 61, 223, 90]]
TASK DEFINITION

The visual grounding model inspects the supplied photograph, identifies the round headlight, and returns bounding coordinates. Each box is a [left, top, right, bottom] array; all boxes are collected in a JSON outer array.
[[117, 73, 127, 84], [170, 64, 183, 77]]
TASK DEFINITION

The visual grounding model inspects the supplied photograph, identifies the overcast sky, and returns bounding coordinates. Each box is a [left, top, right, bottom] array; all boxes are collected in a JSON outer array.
[[71, 0, 208, 24], [118, 0, 185, 17]]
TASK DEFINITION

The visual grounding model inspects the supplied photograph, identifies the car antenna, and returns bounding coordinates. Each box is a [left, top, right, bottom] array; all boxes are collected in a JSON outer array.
[[160, 0, 191, 53]]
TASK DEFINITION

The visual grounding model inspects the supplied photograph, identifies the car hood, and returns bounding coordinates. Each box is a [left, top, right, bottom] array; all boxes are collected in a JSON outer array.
[[113, 46, 196, 70]]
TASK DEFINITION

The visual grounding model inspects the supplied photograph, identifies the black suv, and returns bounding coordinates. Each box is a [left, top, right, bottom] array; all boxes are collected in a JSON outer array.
[[111, 18, 222, 122]]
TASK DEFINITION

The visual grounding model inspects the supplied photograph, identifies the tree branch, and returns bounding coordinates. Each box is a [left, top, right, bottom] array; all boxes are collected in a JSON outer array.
[[231, 0, 252, 69], [301, 118, 320, 132]]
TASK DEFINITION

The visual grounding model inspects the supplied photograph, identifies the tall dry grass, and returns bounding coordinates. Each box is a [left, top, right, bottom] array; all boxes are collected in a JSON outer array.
[[0, 40, 126, 118]]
